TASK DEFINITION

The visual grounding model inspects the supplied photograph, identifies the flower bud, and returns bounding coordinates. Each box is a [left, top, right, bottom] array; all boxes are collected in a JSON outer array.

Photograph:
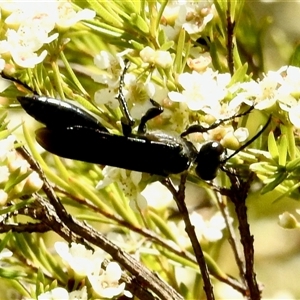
[[278, 212, 299, 229], [22, 172, 43, 195]]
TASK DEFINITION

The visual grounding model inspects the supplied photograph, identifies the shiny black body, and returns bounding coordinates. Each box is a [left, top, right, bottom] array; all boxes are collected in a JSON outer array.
[[17, 96, 199, 177]]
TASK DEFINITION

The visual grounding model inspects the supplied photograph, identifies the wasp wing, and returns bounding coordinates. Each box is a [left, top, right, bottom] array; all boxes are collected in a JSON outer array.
[[18, 96, 108, 132]]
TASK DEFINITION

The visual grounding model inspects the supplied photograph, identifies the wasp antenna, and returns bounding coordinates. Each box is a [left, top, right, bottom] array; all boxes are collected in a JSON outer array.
[[222, 115, 272, 164]]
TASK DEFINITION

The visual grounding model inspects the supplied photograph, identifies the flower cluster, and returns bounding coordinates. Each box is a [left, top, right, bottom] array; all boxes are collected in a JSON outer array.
[[0, 0, 95, 68], [232, 66, 300, 128], [50, 242, 131, 299]]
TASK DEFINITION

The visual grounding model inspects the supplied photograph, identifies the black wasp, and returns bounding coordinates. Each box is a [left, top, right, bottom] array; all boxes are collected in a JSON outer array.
[[11, 62, 270, 181]]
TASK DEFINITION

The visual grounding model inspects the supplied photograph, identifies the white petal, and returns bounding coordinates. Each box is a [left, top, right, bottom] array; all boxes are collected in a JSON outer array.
[[168, 91, 185, 103]]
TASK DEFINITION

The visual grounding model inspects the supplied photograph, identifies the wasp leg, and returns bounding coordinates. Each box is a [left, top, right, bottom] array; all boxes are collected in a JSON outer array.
[[138, 99, 164, 134], [116, 59, 135, 136]]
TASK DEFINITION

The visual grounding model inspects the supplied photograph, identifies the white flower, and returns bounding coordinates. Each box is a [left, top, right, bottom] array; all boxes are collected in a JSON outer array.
[[56, 2, 95, 29], [55, 242, 105, 278], [2, 28, 50, 68], [233, 127, 249, 143], [278, 94, 297, 112], [94, 87, 119, 109], [88, 261, 126, 299], [220, 127, 249, 151], [0, 2, 93, 68], [232, 69, 283, 110], [92, 51, 125, 87], [189, 212, 225, 242], [171, 211, 228, 246], [38, 287, 69, 300], [161, 3, 214, 39], [255, 71, 283, 109], [182, 5, 214, 34], [0, 3, 63, 68], [96, 167, 147, 210], [169, 69, 230, 113], [141, 182, 173, 209], [1, 1, 94, 31], [93, 51, 129, 109], [123, 74, 157, 120], [199, 212, 227, 242], [161, 5, 186, 40], [8, 156, 30, 174], [129, 96, 154, 120], [96, 166, 121, 189], [5, 3, 57, 31], [129, 193, 148, 211], [154, 50, 173, 68]]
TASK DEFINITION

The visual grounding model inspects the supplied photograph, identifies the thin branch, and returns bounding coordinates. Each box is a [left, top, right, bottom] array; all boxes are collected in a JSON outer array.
[[162, 174, 215, 300], [0, 221, 49, 233], [226, 173, 262, 300], [226, 4, 235, 75]]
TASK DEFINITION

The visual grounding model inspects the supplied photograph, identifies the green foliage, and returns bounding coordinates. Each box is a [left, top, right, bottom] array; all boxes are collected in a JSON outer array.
[[0, 1, 300, 299]]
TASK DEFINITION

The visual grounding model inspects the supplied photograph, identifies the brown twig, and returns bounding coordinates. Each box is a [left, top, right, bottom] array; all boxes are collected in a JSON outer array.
[[226, 4, 235, 75], [162, 174, 215, 300], [226, 173, 261, 300]]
